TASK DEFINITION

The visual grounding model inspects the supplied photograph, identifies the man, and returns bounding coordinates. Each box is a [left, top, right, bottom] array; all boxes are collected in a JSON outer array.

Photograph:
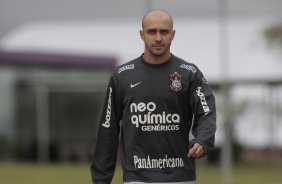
[[91, 9, 216, 184]]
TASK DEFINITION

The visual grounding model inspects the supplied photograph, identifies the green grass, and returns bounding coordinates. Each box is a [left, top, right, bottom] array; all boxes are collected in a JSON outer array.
[[0, 163, 92, 184], [0, 162, 281, 184]]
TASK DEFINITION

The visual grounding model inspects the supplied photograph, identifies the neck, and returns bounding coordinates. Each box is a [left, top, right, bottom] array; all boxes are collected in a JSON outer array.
[[143, 52, 171, 64]]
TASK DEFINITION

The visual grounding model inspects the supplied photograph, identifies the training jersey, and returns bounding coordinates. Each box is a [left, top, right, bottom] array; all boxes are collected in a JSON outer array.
[[91, 54, 216, 184]]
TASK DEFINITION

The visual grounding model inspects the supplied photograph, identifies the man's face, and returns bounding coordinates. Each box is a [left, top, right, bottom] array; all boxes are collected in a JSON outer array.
[[140, 15, 175, 57]]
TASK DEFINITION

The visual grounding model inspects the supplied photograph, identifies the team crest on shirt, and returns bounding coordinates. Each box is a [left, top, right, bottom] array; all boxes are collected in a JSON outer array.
[[170, 72, 183, 92]]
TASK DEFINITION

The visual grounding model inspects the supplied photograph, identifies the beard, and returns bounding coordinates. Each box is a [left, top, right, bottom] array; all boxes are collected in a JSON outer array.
[[145, 42, 171, 57]]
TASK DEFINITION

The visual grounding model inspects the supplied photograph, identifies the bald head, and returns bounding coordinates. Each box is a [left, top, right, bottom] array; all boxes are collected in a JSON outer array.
[[142, 9, 173, 30]]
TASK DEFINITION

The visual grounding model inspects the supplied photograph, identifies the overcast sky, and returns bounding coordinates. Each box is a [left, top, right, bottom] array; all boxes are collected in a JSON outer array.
[[1, 0, 282, 37]]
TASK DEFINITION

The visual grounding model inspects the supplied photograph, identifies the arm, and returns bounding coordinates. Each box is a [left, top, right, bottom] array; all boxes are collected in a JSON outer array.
[[91, 76, 121, 184], [189, 71, 216, 158]]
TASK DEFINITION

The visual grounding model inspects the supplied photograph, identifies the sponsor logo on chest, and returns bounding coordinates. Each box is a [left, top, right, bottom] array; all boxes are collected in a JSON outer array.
[[130, 102, 181, 132]]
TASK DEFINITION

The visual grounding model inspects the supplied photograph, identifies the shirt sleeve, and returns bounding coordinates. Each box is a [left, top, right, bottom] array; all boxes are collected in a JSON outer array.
[[189, 69, 217, 156], [91, 75, 121, 184]]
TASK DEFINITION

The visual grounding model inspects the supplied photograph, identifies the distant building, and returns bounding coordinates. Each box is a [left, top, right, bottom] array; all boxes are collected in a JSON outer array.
[[0, 50, 116, 162]]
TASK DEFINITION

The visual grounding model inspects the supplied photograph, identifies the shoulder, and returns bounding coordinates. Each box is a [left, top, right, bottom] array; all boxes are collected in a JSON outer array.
[[113, 56, 141, 75], [172, 55, 201, 75]]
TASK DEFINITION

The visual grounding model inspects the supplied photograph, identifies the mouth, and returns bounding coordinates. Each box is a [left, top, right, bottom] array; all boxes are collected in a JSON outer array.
[[153, 44, 164, 49]]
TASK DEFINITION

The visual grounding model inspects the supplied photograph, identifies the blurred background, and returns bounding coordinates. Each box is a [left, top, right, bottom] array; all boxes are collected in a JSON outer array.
[[0, 0, 282, 184]]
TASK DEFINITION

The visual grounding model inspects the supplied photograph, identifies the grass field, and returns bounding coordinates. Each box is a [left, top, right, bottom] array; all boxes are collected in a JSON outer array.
[[0, 162, 281, 184]]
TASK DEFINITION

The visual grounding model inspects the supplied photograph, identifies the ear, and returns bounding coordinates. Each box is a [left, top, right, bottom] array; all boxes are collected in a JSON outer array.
[[171, 30, 176, 40], [139, 30, 144, 41]]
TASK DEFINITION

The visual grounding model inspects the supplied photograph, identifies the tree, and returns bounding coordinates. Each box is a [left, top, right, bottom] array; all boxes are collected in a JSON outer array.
[[264, 23, 282, 52]]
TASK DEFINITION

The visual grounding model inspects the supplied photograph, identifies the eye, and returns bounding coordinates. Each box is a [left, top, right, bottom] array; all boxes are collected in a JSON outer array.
[[147, 29, 156, 35], [160, 30, 169, 35]]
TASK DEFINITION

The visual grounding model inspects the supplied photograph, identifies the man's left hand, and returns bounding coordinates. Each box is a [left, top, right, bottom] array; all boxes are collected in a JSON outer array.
[[188, 143, 205, 158]]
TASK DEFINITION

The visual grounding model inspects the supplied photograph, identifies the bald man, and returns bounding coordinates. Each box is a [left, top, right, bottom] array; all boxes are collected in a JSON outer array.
[[91, 9, 216, 184]]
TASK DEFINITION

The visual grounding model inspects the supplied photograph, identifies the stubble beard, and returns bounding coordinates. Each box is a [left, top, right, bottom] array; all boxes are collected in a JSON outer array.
[[145, 42, 171, 57]]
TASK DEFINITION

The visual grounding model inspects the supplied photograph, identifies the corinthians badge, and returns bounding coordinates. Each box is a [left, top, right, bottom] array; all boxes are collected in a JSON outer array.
[[170, 72, 183, 92]]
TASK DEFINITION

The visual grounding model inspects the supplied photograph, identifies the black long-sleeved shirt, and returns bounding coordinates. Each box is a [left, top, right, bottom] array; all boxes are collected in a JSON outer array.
[[91, 54, 216, 183]]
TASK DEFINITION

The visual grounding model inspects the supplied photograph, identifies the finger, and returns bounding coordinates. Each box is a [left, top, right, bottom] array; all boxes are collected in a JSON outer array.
[[195, 144, 203, 154], [188, 144, 198, 157], [188, 143, 205, 158], [188, 149, 194, 157], [194, 145, 205, 158], [195, 149, 204, 158]]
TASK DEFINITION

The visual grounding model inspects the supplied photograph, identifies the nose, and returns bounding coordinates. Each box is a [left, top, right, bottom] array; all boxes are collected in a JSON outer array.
[[155, 32, 162, 42]]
